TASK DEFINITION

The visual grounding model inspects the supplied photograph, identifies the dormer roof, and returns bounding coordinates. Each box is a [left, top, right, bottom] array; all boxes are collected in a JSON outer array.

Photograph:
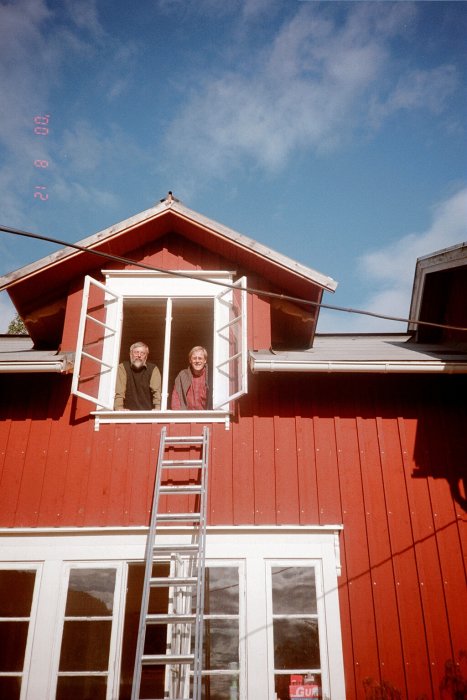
[[0, 195, 337, 347]]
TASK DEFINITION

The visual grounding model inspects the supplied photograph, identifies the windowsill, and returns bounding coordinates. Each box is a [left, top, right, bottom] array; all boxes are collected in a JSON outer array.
[[91, 409, 231, 431]]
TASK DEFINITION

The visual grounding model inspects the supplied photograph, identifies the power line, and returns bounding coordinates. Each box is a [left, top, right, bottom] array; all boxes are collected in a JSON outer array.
[[1, 223, 466, 333]]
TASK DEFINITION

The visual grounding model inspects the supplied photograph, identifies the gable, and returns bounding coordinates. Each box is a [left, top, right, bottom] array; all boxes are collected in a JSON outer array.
[[0, 196, 337, 348]]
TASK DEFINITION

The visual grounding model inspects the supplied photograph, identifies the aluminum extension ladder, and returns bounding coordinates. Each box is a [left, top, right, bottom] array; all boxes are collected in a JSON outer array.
[[131, 426, 210, 700]]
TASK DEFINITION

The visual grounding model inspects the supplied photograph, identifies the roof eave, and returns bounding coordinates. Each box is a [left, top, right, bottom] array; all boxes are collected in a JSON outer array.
[[249, 354, 467, 374], [0, 198, 338, 294]]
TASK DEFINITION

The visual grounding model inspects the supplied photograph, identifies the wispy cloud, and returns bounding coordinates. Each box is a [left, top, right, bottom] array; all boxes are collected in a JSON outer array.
[[163, 2, 459, 190], [318, 186, 467, 333], [63, 0, 105, 38], [369, 65, 459, 127], [0, 0, 141, 236]]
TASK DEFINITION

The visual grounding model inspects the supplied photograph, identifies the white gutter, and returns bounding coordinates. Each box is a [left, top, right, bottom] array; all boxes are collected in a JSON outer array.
[[249, 357, 467, 374], [0, 361, 68, 373]]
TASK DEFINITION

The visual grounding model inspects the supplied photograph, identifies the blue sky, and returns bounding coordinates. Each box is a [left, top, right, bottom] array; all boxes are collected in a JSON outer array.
[[0, 0, 466, 333]]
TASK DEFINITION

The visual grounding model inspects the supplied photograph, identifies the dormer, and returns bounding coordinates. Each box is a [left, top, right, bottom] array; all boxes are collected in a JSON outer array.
[[409, 242, 467, 345], [0, 195, 337, 426]]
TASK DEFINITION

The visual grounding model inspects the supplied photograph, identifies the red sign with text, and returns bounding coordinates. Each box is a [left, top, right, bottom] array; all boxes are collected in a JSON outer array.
[[289, 686, 320, 698], [289, 675, 320, 698]]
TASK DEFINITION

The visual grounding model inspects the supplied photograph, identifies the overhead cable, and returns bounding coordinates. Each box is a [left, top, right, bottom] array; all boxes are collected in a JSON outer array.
[[0, 223, 466, 333]]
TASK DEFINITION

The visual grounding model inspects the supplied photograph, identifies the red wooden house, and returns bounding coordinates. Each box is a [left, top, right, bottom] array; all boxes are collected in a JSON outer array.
[[0, 195, 466, 700]]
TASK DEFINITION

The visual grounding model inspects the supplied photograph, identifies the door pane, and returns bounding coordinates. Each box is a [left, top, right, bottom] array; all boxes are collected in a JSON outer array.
[[0, 676, 21, 700], [66, 568, 116, 615], [202, 674, 239, 699], [56, 675, 107, 700], [0, 570, 35, 617], [203, 620, 239, 669], [274, 673, 322, 699], [205, 567, 239, 614], [59, 620, 112, 671], [0, 622, 29, 671], [272, 566, 317, 614], [273, 619, 320, 668]]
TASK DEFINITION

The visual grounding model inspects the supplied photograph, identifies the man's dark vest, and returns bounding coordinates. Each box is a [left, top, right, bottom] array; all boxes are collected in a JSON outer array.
[[123, 360, 156, 410]]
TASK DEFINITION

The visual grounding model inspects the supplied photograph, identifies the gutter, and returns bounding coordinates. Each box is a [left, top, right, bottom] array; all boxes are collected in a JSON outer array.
[[0, 361, 67, 373], [249, 357, 467, 374], [0, 354, 74, 374]]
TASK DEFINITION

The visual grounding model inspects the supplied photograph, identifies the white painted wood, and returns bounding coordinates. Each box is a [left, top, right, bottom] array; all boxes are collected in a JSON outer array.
[[161, 298, 172, 410], [71, 276, 122, 409], [213, 276, 248, 409], [2, 528, 345, 699]]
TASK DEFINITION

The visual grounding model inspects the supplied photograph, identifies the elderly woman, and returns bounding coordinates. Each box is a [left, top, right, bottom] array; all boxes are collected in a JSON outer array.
[[171, 346, 211, 410]]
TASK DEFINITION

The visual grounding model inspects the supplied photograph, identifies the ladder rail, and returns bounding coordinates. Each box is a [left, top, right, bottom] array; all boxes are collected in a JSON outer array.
[[131, 426, 210, 700], [192, 428, 209, 696], [131, 426, 169, 700]]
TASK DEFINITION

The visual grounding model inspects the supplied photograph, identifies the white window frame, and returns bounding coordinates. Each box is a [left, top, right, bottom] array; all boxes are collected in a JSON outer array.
[[71, 271, 248, 430], [0, 563, 42, 700], [49, 562, 126, 700], [0, 527, 345, 700], [265, 559, 329, 693], [198, 560, 245, 694]]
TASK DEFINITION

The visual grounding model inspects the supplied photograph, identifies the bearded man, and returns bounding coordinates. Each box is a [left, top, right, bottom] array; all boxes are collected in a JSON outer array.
[[114, 341, 161, 410]]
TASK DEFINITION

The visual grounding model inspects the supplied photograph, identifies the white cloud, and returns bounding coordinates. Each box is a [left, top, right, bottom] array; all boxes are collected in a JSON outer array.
[[63, 0, 105, 38], [163, 2, 458, 186], [0, 0, 141, 233], [0, 0, 54, 151], [318, 186, 467, 333], [53, 177, 119, 209], [370, 65, 459, 127]]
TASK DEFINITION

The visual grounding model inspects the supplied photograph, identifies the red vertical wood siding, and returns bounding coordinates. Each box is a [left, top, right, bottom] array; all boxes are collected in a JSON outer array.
[[1, 370, 466, 699], [251, 379, 277, 523]]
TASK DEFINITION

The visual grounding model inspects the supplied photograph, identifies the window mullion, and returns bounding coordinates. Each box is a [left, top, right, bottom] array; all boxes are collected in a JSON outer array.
[[161, 298, 173, 411]]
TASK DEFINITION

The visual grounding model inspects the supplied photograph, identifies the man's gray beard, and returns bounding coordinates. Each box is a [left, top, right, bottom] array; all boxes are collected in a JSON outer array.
[[131, 359, 145, 369]]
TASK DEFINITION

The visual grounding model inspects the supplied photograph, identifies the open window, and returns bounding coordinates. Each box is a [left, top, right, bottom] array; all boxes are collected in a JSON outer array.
[[71, 272, 248, 419]]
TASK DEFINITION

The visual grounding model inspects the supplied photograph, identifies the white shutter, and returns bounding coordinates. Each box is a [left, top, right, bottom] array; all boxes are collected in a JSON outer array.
[[213, 276, 248, 409], [71, 276, 122, 409]]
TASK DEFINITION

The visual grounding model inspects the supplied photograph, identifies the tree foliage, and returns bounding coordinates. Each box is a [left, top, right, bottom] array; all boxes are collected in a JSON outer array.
[[7, 314, 28, 335]]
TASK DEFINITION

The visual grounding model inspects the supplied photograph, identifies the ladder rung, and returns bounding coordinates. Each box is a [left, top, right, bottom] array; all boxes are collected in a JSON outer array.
[[150, 577, 198, 587], [160, 485, 203, 494], [142, 653, 194, 665], [153, 543, 199, 554], [164, 436, 204, 445], [146, 613, 196, 624], [156, 513, 201, 522], [161, 459, 203, 468], [132, 427, 209, 700]]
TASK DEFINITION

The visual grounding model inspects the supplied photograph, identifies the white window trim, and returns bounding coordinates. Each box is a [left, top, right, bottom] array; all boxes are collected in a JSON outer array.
[[265, 559, 328, 691], [49, 562, 126, 700], [200, 560, 246, 692], [72, 271, 248, 429], [91, 409, 231, 431], [0, 562, 42, 700], [0, 526, 345, 700]]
